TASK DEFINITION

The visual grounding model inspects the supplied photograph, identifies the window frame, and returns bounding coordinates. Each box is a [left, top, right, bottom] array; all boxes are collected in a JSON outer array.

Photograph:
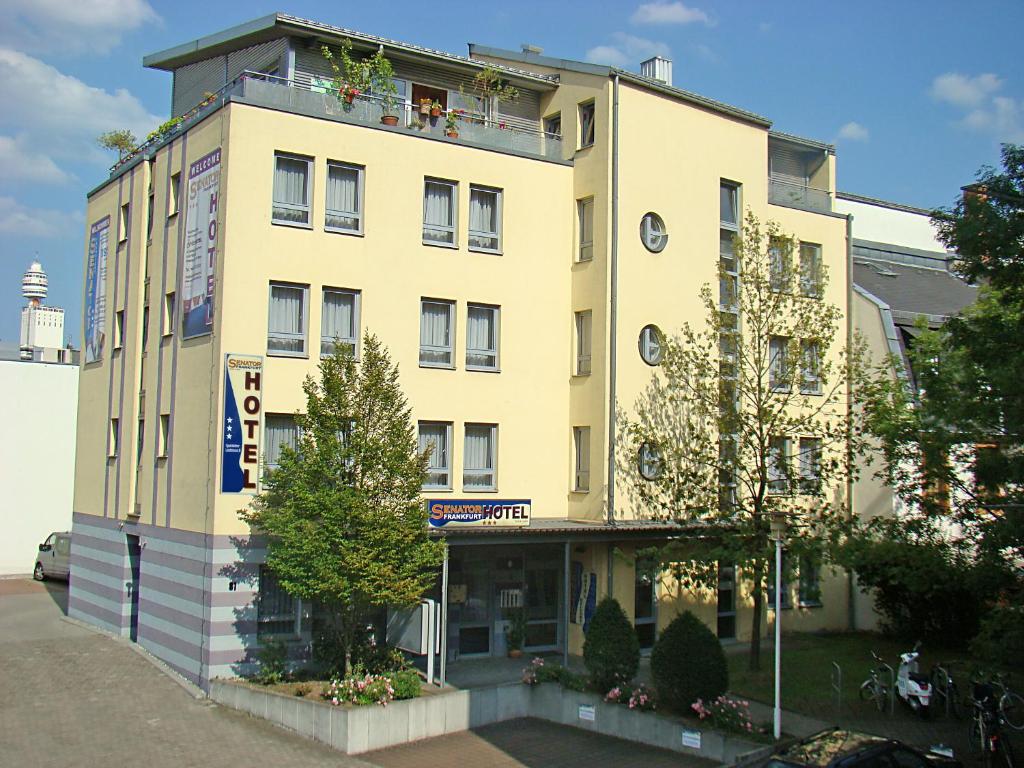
[[638, 442, 662, 481], [119, 202, 130, 243], [257, 564, 310, 640], [419, 421, 453, 490], [263, 413, 300, 473], [168, 172, 181, 218], [468, 184, 503, 254], [798, 436, 822, 494], [109, 417, 120, 458], [271, 152, 313, 228], [800, 339, 822, 395], [639, 324, 663, 366], [324, 160, 365, 235], [463, 423, 498, 491], [465, 303, 500, 372], [320, 287, 361, 360], [799, 242, 823, 298], [544, 112, 562, 137], [114, 310, 125, 350], [640, 212, 668, 253], [767, 436, 791, 495], [578, 101, 596, 149], [798, 554, 822, 607], [573, 426, 591, 492], [769, 335, 790, 392], [267, 282, 310, 358], [577, 197, 594, 263], [419, 298, 456, 369], [163, 292, 175, 337], [158, 414, 170, 459], [422, 178, 458, 248], [575, 310, 592, 376]]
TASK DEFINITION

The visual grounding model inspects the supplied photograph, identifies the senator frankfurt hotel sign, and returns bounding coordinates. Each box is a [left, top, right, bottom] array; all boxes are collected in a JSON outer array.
[[427, 500, 532, 528]]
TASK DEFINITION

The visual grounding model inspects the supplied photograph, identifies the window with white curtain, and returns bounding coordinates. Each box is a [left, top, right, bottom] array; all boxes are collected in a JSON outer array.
[[800, 340, 821, 394], [419, 421, 452, 489], [573, 426, 590, 491], [321, 289, 360, 358], [267, 283, 308, 356], [769, 335, 789, 392], [800, 243, 822, 298], [419, 299, 455, 367], [768, 436, 790, 494], [464, 424, 497, 490], [575, 310, 592, 376], [466, 304, 499, 370], [798, 437, 822, 493], [272, 153, 312, 226], [577, 198, 594, 262], [468, 185, 502, 252], [423, 179, 457, 245], [325, 162, 363, 233], [264, 414, 300, 471]]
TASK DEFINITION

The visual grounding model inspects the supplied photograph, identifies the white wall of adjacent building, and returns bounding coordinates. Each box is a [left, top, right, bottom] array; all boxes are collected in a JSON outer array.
[[0, 360, 79, 574], [835, 195, 948, 252]]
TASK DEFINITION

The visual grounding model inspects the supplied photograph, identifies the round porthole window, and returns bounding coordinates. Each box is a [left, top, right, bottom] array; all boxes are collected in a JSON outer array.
[[639, 442, 662, 481], [638, 324, 663, 366], [640, 212, 668, 253]]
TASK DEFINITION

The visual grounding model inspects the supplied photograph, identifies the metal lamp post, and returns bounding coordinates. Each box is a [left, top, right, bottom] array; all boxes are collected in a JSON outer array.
[[770, 511, 787, 741]]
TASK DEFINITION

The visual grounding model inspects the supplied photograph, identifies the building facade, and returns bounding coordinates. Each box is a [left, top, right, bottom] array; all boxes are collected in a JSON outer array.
[[71, 13, 855, 689]]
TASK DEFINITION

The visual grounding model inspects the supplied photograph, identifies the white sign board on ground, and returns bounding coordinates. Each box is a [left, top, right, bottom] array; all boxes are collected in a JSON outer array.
[[682, 728, 702, 749]]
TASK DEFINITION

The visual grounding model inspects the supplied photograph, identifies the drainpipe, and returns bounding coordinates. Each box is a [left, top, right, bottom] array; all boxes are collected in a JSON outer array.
[[845, 212, 856, 631], [607, 73, 620, 529]]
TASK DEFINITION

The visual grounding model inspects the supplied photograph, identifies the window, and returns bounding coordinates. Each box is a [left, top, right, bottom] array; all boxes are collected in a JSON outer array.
[[573, 426, 590, 491], [163, 292, 175, 336], [640, 212, 668, 253], [423, 179, 457, 246], [798, 437, 822, 493], [469, 185, 502, 252], [321, 289, 360, 358], [146, 192, 155, 242], [466, 304, 499, 370], [544, 113, 562, 137], [137, 418, 145, 463], [119, 203, 129, 242], [109, 418, 119, 457], [169, 172, 181, 217], [578, 101, 595, 148], [634, 556, 658, 650], [264, 414, 299, 472], [575, 310, 592, 376], [420, 299, 455, 367], [639, 324, 663, 365], [768, 437, 790, 494], [419, 422, 452, 489], [272, 153, 311, 226], [720, 182, 739, 229], [639, 442, 661, 480], [719, 230, 738, 309], [800, 340, 821, 394], [325, 161, 363, 233], [114, 310, 125, 350], [158, 414, 170, 458], [800, 242, 822, 298], [798, 555, 821, 606], [464, 424, 497, 490], [267, 283, 308, 356], [767, 552, 791, 609], [769, 237, 786, 292], [577, 198, 594, 262], [141, 306, 149, 353], [257, 565, 309, 639], [769, 336, 789, 392]]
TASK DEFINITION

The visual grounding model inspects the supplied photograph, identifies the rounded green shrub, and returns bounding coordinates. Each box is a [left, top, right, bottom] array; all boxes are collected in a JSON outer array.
[[651, 610, 728, 712], [971, 605, 1024, 674], [583, 597, 640, 691]]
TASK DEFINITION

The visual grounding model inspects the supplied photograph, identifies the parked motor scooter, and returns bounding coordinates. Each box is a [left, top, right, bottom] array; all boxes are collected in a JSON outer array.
[[897, 641, 932, 717]]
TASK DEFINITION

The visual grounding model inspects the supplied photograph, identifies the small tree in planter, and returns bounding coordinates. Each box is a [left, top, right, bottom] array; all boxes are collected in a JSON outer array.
[[366, 49, 400, 125], [506, 607, 527, 658], [651, 611, 728, 712], [320, 41, 371, 105], [582, 597, 640, 692]]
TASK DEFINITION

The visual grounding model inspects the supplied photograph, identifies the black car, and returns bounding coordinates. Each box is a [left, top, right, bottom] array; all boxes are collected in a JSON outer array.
[[762, 728, 962, 768]]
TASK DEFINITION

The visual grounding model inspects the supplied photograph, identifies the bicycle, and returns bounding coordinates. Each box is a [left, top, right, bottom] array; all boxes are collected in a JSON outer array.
[[859, 651, 892, 713], [970, 681, 1016, 768], [931, 661, 965, 719], [992, 672, 1024, 732]]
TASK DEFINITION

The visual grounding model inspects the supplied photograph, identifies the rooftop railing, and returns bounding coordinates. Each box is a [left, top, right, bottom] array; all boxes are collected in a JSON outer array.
[[768, 176, 832, 214]]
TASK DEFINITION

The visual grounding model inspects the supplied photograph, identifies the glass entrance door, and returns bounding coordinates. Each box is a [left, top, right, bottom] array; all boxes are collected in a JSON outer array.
[[717, 564, 737, 639]]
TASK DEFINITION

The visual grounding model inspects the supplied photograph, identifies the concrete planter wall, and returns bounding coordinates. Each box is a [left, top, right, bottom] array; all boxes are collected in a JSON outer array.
[[209, 679, 762, 761]]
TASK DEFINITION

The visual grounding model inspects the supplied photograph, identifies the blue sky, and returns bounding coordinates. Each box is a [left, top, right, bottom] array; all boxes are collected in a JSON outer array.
[[1, 0, 1021, 346]]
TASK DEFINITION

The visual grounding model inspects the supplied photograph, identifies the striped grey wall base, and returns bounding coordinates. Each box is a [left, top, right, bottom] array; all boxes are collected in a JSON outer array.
[[69, 513, 266, 690]]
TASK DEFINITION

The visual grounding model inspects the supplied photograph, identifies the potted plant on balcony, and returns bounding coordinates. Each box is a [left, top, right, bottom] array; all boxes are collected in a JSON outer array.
[[430, 99, 443, 118], [506, 607, 527, 659], [367, 49, 400, 126], [445, 108, 462, 138], [419, 98, 432, 115], [321, 41, 371, 109]]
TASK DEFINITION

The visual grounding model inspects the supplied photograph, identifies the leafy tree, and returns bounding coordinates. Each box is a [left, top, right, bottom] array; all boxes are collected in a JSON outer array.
[[582, 597, 640, 691], [240, 334, 446, 674], [96, 129, 137, 160], [621, 212, 876, 671], [651, 611, 728, 710]]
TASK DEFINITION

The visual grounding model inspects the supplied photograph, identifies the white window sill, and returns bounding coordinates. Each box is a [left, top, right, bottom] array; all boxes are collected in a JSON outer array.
[[800, 389, 823, 397], [798, 601, 823, 609], [271, 218, 313, 230], [325, 226, 364, 237], [267, 351, 309, 359], [468, 246, 502, 256], [570, 488, 590, 495], [422, 487, 453, 493], [463, 486, 498, 493], [466, 365, 500, 374], [419, 361, 455, 370], [422, 239, 458, 250]]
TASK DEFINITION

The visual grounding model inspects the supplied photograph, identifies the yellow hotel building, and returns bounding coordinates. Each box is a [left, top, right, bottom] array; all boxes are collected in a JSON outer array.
[[70, 13, 857, 688]]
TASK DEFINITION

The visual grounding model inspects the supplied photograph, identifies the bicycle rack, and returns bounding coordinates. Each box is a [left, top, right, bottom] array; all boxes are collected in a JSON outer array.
[[881, 662, 896, 715], [934, 664, 951, 716], [831, 661, 842, 715]]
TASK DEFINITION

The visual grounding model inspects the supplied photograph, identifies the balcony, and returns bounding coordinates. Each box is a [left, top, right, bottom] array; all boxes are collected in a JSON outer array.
[[768, 176, 832, 214], [227, 72, 564, 163]]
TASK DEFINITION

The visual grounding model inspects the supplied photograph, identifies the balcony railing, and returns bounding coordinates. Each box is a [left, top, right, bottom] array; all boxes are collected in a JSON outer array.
[[229, 72, 564, 162], [768, 176, 832, 214]]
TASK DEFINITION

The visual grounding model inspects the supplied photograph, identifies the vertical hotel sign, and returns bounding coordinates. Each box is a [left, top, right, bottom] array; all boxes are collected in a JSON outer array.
[[84, 216, 110, 363], [222, 354, 263, 494], [181, 148, 221, 339]]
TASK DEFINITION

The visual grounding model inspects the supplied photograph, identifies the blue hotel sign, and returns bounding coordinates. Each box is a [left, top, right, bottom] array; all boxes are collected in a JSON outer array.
[[427, 500, 532, 528]]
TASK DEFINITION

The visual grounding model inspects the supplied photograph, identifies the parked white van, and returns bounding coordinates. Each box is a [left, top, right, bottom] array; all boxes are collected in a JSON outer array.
[[34, 532, 71, 581]]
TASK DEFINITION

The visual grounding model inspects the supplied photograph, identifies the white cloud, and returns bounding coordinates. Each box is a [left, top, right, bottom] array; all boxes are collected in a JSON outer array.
[[585, 33, 671, 68], [631, 2, 710, 25], [930, 72, 1024, 143], [0, 197, 75, 238], [930, 72, 1002, 109], [0, 135, 71, 184], [837, 121, 869, 143], [0, 0, 159, 55], [0, 48, 161, 171]]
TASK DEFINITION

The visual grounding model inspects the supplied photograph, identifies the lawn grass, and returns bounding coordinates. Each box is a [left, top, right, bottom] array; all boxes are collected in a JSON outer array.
[[726, 632, 967, 717]]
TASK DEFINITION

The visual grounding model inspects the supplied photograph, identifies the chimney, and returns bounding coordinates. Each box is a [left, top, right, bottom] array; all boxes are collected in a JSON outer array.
[[521, 43, 543, 55], [640, 56, 672, 86]]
